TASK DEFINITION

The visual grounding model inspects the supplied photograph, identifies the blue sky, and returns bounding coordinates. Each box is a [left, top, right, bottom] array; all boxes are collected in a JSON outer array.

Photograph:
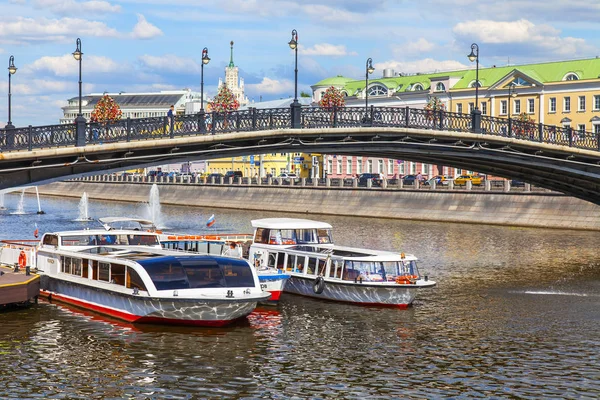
[[2, 0, 600, 126]]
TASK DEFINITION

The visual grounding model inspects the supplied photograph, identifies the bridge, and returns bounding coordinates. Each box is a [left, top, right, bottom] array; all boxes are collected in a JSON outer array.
[[1, 106, 599, 204]]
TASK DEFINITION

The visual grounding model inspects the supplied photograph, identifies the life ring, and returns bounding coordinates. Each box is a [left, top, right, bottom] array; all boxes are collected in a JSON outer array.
[[18, 250, 27, 268], [313, 276, 325, 294], [395, 276, 411, 285]]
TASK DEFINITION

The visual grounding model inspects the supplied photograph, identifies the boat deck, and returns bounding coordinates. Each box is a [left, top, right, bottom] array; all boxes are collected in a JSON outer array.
[[0, 266, 40, 307]]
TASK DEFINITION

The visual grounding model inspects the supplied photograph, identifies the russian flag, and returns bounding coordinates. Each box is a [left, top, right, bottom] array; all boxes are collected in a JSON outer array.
[[206, 214, 215, 227]]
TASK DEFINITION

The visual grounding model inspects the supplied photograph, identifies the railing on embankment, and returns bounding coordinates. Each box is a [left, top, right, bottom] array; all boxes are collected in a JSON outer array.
[[2, 106, 599, 152]]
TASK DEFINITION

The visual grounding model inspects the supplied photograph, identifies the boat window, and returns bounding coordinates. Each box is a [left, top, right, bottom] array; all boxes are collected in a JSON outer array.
[[317, 229, 332, 244], [218, 259, 255, 288], [329, 260, 341, 278], [267, 253, 277, 268], [82, 260, 89, 278], [276, 252, 286, 270], [285, 254, 295, 271], [294, 229, 317, 244], [280, 230, 296, 245], [269, 230, 283, 245], [317, 258, 327, 275], [295, 255, 306, 273], [342, 261, 361, 281], [307, 258, 317, 275], [126, 267, 147, 291], [72, 258, 82, 276], [111, 264, 126, 285], [91, 260, 98, 280], [254, 228, 269, 244], [380, 262, 399, 280], [43, 235, 58, 246], [98, 262, 111, 282], [130, 235, 159, 246], [61, 257, 72, 274], [62, 235, 94, 246], [145, 262, 188, 290]]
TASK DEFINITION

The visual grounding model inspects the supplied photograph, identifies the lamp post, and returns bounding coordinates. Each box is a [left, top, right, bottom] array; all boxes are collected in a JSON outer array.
[[72, 38, 86, 146], [201, 47, 210, 111], [288, 29, 301, 128], [364, 57, 375, 123], [467, 43, 481, 132], [6, 55, 17, 129], [507, 82, 517, 136]]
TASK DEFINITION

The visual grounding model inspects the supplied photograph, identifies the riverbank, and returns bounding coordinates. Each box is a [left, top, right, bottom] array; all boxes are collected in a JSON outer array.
[[34, 181, 600, 231]]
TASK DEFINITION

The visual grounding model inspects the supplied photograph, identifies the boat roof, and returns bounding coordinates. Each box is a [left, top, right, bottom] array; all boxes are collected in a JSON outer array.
[[99, 217, 155, 225], [48, 229, 157, 236], [251, 218, 332, 230]]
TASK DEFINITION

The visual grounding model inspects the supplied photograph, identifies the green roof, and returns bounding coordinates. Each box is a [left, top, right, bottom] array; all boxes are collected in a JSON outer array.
[[322, 57, 600, 94]]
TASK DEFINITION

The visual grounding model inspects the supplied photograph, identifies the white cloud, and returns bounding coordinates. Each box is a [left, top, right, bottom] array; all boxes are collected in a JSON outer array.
[[24, 54, 121, 77], [0, 17, 119, 43], [301, 43, 357, 57], [246, 77, 294, 95], [374, 59, 469, 75], [130, 14, 163, 40], [394, 38, 436, 57], [33, 0, 121, 16], [138, 54, 200, 74]]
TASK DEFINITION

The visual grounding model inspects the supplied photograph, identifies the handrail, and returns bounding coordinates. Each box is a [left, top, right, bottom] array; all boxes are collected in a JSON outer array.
[[1, 106, 598, 152]]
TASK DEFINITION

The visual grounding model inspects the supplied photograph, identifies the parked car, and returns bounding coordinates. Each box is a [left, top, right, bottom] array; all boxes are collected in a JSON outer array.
[[275, 173, 299, 184], [358, 173, 384, 186], [454, 174, 484, 186], [206, 173, 224, 182], [428, 175, 453, 186], [511, 179, 525, 187], [224, 171, 243, 180], [402, 175, 427, 185]]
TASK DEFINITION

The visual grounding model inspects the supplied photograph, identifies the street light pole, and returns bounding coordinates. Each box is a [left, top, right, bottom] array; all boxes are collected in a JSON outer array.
[[467, 43, 481, 132], [201, 47, 210, 111], [72, 38, 86, 146], [365, 57, 374, 122], [6, 55, 17, 129], [288, 29, 301, 128], [507, 82, 516, 137]]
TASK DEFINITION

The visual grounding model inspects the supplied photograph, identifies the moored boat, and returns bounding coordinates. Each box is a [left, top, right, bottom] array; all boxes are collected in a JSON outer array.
[[248, 218, 436, 308]]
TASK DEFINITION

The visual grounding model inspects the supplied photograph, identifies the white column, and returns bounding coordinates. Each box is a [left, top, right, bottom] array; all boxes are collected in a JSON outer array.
[[539, 93, 545, 124]]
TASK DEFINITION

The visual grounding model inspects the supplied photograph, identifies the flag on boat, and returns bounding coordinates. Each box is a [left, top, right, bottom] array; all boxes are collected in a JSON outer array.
[[206, 214, 215, 227], [33, 223, 39, 238]]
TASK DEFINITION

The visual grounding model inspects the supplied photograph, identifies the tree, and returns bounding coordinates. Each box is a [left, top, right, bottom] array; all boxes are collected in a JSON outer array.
[[90, 94, 122, 124], [208, 85, 240, 113], [318, 86, 345, 109], [300, 91, 311, 98]]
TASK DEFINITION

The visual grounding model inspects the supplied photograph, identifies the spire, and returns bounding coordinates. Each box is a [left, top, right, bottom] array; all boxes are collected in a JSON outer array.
[[228, 40, 235, 68]]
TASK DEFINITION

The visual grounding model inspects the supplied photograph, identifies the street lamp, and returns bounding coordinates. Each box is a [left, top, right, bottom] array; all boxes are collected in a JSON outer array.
[[507, 82, 517, 137], [201, 47, 210, 112], [365, 58, 375, 122], [72, 38, 86, 146], [288, 29, 301, 128], [467, 43, 481, 132], [6, 55, 17, 129]]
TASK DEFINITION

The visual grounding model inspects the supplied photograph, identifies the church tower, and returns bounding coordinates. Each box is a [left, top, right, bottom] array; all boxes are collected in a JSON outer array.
[[217, 41, 249, 107]]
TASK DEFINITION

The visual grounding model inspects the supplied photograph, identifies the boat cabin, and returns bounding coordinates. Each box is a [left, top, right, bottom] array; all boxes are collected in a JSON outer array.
[[251, 218, 333, 246]]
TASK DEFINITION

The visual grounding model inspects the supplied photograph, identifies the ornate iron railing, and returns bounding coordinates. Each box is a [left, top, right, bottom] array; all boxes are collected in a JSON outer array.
[[1, 106, 599, 152]]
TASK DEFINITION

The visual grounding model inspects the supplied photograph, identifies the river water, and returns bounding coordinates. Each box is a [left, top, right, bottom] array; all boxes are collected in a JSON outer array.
[[0, 192, 599, 399]]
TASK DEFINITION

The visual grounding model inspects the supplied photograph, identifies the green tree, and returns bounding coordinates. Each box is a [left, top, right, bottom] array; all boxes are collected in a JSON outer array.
[[300, 91, 311, 98], [208, 85, 240, 112]]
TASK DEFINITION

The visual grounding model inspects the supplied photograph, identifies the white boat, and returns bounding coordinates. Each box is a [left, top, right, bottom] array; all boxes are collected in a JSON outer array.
[[248, 218, 436, 307], [98, 217, 290, 302], [1, 229, 270, 326]]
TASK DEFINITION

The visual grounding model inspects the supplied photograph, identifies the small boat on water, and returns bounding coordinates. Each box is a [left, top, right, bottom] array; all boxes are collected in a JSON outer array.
[[0, 229, 270, 326], [248, 218, 436, 308]]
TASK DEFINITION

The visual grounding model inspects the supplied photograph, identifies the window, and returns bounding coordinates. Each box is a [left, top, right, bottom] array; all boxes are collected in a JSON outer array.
[[578, 124, 586, 133], [126, 267, 147, 291], [98, 262, 111, 282], [456, 104, 463, 113], [595, 95, 600, 111], [514, 99, 521, 114], [346, 158, 352, 174], [435, 82, 445, 92], [328, 159, 333, 174], [422, 164, 430, 175], [500, 100, 507, 115], [563, 73, 579, 81], [549, 98, 556, 113], [336, 159, 342, 175], [528, 99, 535, 114], [481, 102, 487, 115], [388, 160, 394, 175], [378, 160, 383, 174], [367, 159, 373, 173], [564, 97, 571, 112], [469, 81, 481, 88], [367, 85, 388, 96], [468, 103, 474, 113], [578, 96, 586, 111], [410, 162, 416, 174], [357, 159, 362, 174], [595, 124, 600, 134], [412, 83, 424, 91], [398, 162, 405, 175]]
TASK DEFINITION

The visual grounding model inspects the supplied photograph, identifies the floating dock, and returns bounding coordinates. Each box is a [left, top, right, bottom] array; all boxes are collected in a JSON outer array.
[[0, 266, 40, 307]]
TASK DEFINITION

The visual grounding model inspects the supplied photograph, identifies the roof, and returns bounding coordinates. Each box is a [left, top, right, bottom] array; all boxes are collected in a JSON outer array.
[[67, 93, 186, 108], [240, 97, 313, 110], [251, 218, 332, 230], [313, 75, 355, 87]]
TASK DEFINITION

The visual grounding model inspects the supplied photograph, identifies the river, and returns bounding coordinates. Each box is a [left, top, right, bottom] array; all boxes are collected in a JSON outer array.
[[0, 191, 599, 399]]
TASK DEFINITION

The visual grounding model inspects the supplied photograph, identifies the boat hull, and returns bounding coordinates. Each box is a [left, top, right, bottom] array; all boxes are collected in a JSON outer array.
[[284, 276, 420, 307], [257, 272, 289, 302], [41, 276, 262, 326]]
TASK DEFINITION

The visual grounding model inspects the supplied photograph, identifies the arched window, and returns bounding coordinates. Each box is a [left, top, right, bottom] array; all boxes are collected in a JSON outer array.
[[367, 85, 388, 96], [341, 91, 348, 97], [412, 83, 424, 91], [469, 80, 481, 88], [512, 77, 531, 86], [435, 82, 445, 92], [563, 73, 579, 81]]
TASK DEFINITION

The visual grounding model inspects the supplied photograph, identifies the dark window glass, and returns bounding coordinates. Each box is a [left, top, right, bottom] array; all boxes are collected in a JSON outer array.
[[254, 228, 269, 244], [43, 235, 59, 246], [127, 267, 147, 291], [111, 264, 126, 285], [99, 262, 110, 282]]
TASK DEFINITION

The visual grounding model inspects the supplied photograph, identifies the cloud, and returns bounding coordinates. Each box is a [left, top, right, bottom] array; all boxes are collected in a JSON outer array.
[[452, 19, 595, 58], [246, 77, 294, 95], [393, 38, 436, 57], [32, 0, 121, 16], [24, 54, 121, 77], [130, 14, 163, 39], [374, 59, 470, 75], [301, 43, 357, 56], [0, 17, 119, 43], [138, 54, 200, 74]]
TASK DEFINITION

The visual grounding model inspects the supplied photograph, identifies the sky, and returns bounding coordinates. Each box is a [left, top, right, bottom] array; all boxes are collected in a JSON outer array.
[[1, 0, 600, 126]]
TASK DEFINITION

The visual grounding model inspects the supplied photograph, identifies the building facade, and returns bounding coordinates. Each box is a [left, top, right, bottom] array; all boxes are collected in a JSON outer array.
[[217, 41, 249, 107]]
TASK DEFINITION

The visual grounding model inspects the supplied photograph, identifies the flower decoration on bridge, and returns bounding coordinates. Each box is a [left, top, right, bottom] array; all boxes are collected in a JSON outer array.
[[208, 85, 240, 113], [90, 94, 122, 124], [318, 86, 345, 110], [514, 112, 536, 138], [424, 96, 446, 113]]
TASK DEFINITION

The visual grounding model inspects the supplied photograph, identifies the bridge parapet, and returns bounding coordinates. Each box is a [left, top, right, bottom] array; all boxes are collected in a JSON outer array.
[[2, 106, 599, 153]]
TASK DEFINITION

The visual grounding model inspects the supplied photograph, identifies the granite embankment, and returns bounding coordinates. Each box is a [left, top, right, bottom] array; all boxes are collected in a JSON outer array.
[[37, 181, 600, 231]]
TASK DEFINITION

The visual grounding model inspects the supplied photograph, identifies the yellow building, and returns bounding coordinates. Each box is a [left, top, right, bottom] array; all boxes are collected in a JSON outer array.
[[206, 153, 324, 178]]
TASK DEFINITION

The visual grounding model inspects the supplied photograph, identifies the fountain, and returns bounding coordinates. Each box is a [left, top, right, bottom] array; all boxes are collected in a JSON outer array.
[[75, 192, 93, 221], [0, 192, 5, 210], [11, 189, 27, 215], [34, 186, 45, 214], [145, 184, 163, 228]]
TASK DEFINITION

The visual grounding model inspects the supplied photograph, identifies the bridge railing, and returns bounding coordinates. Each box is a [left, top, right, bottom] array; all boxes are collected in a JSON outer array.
[[1, 106, 599, 152]]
